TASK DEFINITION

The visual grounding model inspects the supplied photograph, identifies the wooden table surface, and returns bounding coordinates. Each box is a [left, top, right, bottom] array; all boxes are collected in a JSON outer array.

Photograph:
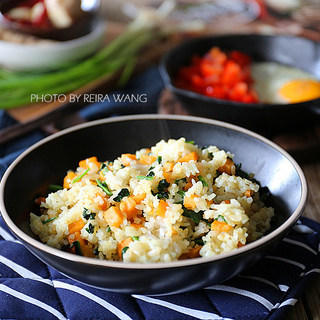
[[285, 163, 320, 320]]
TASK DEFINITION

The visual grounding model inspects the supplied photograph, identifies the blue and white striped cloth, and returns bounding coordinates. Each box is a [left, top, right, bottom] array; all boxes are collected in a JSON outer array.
[[0, 67, 320, 319], [0, 216, 319, 320]]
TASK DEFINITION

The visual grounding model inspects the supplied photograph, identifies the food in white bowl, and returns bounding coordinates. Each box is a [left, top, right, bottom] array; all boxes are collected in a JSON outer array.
[[0, 20, 105, 71], [30, 138, 274, 263], [4, 0, 85, 30]]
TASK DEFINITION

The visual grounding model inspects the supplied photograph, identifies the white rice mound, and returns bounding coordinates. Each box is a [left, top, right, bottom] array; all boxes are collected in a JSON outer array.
[[30, 138, 274, 263]]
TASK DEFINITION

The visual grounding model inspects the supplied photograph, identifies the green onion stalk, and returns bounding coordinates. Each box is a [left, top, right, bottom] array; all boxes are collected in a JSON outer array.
[[0, 0, 203, 109]]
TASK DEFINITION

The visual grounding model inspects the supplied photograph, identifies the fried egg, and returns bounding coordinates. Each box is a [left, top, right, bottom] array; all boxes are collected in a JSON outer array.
[[251, 62, 320, 104]]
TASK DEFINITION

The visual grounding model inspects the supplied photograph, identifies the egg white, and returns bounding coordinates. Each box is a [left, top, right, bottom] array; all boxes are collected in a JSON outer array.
[[251, 62, 318, 104]]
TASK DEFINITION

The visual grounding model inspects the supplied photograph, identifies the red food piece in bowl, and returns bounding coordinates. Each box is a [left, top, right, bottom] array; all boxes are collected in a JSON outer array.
[[175, 46, 259, 104]]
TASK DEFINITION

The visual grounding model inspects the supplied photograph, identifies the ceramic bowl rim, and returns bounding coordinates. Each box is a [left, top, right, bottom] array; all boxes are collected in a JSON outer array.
[[160, 33, 320, 110], [0, 19, 105, 50], [0, 114, 308, 270]]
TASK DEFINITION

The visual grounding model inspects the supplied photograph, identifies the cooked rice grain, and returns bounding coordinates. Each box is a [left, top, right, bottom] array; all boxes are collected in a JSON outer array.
[[30, 138, 274, 263]]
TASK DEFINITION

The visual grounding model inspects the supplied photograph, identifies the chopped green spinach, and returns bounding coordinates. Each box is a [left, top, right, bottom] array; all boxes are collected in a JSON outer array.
[[152, 179, 170, 199], [114, 188, 130, 202], [82, 208, 96, 220], [85, 223, 95, 234], [194, 237, 204, 246]]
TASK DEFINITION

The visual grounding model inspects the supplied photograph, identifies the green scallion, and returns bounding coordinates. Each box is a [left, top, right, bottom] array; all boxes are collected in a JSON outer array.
[[70, 241, 83, 256], [122, 246, 129, 259], [42, 217, 57, 224], [216, 215, 227, 223], [177, 190, 185, 198], [72, 168, 90, 184], [198, 175, 208, 187], [49, 184, 63, 192], [96, 179, 113, 196], [137, 171, 155, 180], [132, 236, 139, 241]]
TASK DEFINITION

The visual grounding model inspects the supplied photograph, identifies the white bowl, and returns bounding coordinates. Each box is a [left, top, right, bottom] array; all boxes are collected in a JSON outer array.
[[0, 21, 105, 71]]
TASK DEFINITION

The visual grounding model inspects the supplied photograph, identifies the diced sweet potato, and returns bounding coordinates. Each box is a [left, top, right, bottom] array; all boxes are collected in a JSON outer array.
[[155, 200, 168, 218], [120, 197, 139, 221], [63, 171, 77, 189], [187, 246, 202, 258], [163, 172, 172, 183], [79, 156, 100, 169], [179, 246, 202, 260], [117, 237, 133, 260], [178, 151, 199, 163], [104, 206, 124, 228], [218, 158, 235, 175], [131, 193, 146, 204], [67, 232, 94, 257], [163, 162, 175, 172], [211, 220, 232, 232], [68, 219, 85, 234], [34, 197, 46, 206], [139, 155, 157, 165], [95, 193, 109, 211], [245, 189, 254, 197], [184, 195, 198, 210], [120, 154, 137, 166]]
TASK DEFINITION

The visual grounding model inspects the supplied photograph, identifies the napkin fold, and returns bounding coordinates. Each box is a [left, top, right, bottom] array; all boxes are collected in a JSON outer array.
[[0, 67, 319, 320]]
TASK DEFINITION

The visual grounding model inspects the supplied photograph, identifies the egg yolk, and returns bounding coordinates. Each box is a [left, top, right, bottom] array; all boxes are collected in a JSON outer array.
[[279, 79, 320, 103]]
